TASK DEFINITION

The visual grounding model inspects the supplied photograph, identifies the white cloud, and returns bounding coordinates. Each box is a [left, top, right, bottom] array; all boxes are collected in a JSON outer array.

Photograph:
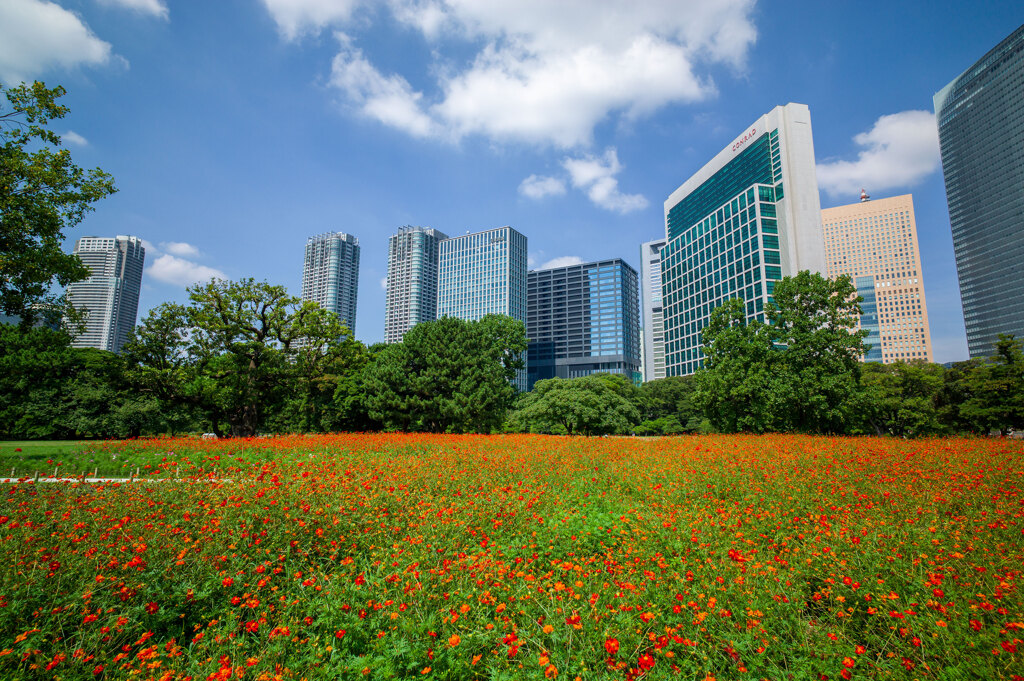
[[536, 255, 583, 270], [268, 0, 757, 147], [518, 174, 565, 199], [147, 254, 226, 287], [379, 276, 388, 290], [96, 0, 168, 20], [261, 0, 364, 40], [62, 130, 88, 146], [329, 33, 438, 138], [816, 110, 941, 197], [0, 0, 114, 83], [562, 148, 648, 214], [159, 241, 201, 258]]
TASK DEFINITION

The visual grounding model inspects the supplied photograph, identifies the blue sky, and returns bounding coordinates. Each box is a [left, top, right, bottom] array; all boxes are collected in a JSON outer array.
[[2, 0, 1022, 361]]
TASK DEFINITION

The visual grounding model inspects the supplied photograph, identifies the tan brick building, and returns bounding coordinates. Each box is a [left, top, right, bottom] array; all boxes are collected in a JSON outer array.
[[821, 193, 933, 363]]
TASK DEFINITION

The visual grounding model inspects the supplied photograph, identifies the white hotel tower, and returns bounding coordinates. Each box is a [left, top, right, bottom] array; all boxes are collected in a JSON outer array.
[[302, 232, 359, 335], [385, 226, 448, 344], [660, 103, 826, 376], [66, 235, 146, 353]]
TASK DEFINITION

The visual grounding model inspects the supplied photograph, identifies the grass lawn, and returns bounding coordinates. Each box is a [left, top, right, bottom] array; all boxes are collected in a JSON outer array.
[[0, 440, 98, 476]]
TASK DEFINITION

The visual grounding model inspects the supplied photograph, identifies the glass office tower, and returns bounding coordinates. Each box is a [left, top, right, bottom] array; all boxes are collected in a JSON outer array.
[[640, 239, 667, 382], [661, 103, 826, 376], [934, 24, 1024, 357], [385, 226, 448, 344], [821, 193, 933, 363], [302, 232, 359, 334], [526, 258, 641, 390], [437, 226, 528, 390], [66, 235, 146, 353]]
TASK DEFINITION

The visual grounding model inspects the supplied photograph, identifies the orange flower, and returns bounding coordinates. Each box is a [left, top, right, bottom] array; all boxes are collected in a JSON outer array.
[[448, 634, 460, 647]]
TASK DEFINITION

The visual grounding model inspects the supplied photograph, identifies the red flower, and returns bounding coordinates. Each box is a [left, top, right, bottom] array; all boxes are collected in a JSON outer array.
[[144, 602, 159, 615], [970, 619, 983, 631], [605, 638, 619, 656], [638, 652, 655, 670], [222, 577, 234, 588]]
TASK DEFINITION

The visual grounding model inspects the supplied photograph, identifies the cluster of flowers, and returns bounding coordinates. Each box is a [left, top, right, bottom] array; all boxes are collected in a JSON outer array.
[[0, 433, 1021, 679]]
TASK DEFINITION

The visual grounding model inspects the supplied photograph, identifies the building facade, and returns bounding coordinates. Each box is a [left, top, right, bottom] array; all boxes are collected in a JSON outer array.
[[640, 239, 667, 382], [934, 24, 1024, 357], [66, 235, 145, 353], [302, 232, 359, 334], [438, 226, 528, 390], [526, 258, 641, 390], [821, 193, 934, 363], [660, 103, 826, 376], [385, 226, 448, 344]]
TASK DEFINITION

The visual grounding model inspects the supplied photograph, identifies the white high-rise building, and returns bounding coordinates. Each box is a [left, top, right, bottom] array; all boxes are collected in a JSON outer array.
[[661, 103, 826, 376], [66, 235, 146, 353], [385, 226, 448, 344], [302, 232, 359, 334], [438, 226, 528, 390], [640, 239, 667, 382]]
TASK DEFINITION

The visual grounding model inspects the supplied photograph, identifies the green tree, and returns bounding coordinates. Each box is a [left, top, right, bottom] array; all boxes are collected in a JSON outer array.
[[854, 361, 947, 437], [124, 278, 365, 437], [637, 375, 701, 433], [769, 272, 868, 433], [693, 297, 785, 433], [1, 82, 117, 327], [694, 272, 867, 433], [0, 324, 77, 438], [0, 325, 178, 439], [509, 374, 640, 436], [273, 305, 368, 433], [948, 335, 1024, 435], [362, 315, 527, 433]]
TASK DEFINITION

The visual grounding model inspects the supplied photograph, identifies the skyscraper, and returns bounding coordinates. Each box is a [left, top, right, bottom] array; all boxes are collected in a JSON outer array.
[[437, 226, 528, 390], [660, 103, 826, 376], [934, 24, 1024, 358], [302, 232, 359, 334], [385, 226, 448, 344], [821, 192, 933, 363], [527, 258, 640, 389], [640, 239, 667, 382], [66, 235, 145, 353]]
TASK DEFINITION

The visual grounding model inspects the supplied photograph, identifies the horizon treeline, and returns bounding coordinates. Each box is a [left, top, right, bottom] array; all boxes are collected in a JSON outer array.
[[2, 273, 1022, 440]]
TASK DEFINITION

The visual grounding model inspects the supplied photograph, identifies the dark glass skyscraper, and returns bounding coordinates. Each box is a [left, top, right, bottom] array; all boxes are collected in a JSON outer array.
[[934, 24, 1024, 357], [526, 259, 641, 389]]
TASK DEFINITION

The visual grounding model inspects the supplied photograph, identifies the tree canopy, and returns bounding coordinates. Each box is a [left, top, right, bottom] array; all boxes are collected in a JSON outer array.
[[362, 315, 527, 433], [509, 373, 640, 436], [0, 81, 117, 327], [695, 272, 868, 433], [124, 278, 363, 437]]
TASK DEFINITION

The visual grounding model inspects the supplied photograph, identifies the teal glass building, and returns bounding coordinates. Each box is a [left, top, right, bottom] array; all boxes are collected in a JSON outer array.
[[438, 226, 528, 390], [660, 104, 826, 376], [526, 258, 641, 389], [934, 24, 1024, 358]]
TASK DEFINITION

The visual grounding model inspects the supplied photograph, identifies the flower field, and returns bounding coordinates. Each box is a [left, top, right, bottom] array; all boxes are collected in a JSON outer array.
[[0, 434, 1021, 680]]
